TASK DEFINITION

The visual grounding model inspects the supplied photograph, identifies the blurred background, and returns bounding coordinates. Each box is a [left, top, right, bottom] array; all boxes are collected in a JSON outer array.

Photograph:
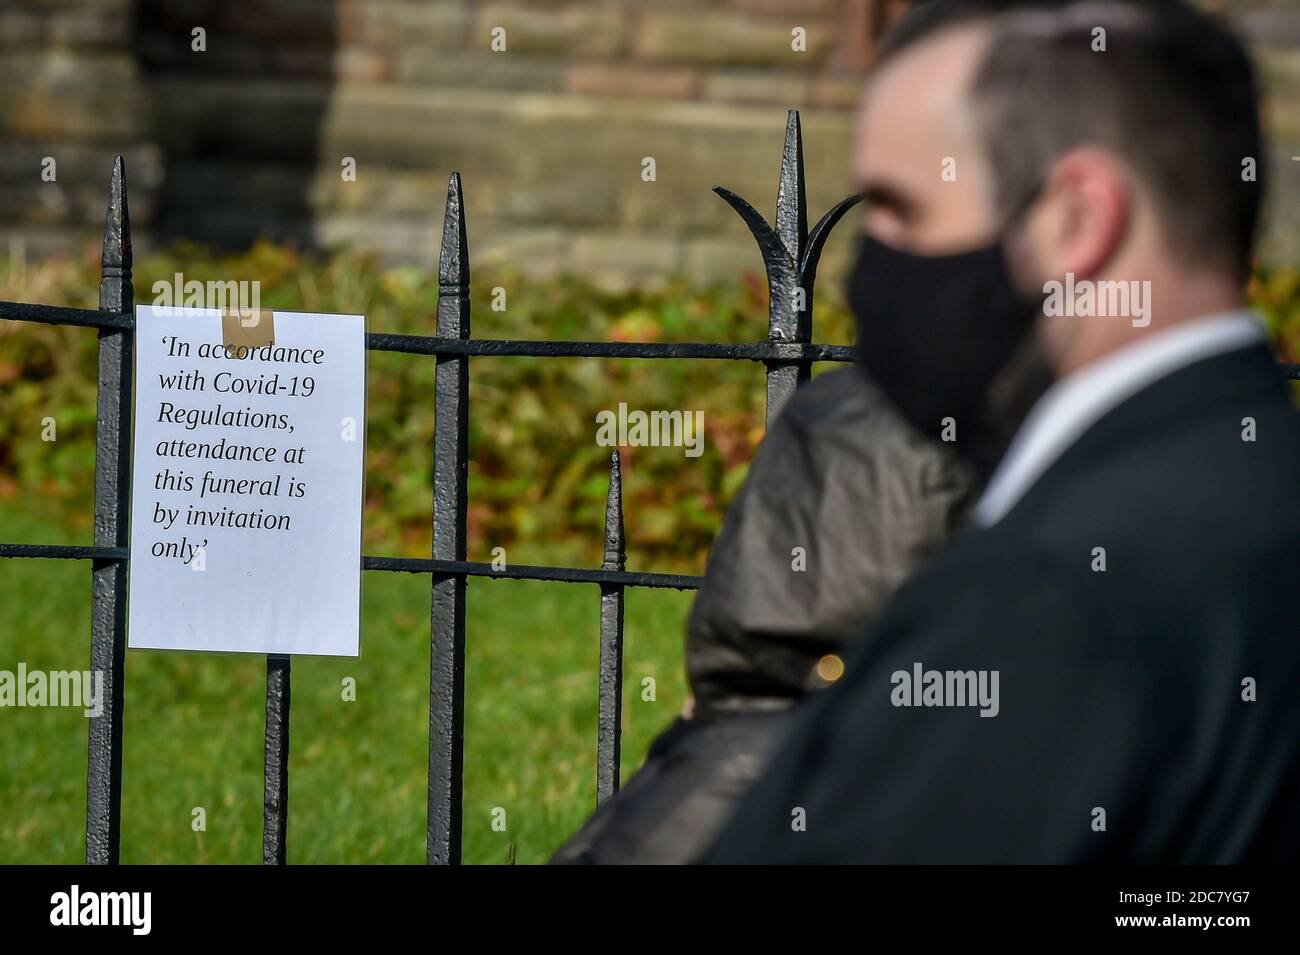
[[2, 0, 1293, 277], [3, 0, 917, 281], [0, 0, 1297, 864]]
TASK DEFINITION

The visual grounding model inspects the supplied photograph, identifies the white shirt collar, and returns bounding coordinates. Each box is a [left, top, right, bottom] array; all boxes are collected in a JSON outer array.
[[974, 310, 1265, 527]]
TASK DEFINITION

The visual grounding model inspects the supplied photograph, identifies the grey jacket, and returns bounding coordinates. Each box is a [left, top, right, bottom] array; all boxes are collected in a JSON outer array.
[[551, 368, 972, 863], [686, 367, 974, 720]]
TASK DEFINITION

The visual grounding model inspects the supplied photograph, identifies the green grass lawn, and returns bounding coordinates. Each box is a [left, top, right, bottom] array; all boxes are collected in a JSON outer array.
[[0, 503, 693, 864]]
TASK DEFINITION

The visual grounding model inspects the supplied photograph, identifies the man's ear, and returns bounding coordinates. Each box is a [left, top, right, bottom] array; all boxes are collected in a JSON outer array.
[[1030, 148, 1132, 281]]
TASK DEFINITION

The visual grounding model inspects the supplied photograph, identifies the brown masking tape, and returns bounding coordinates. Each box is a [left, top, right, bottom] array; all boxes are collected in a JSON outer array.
[[221, 309, 275, 350]]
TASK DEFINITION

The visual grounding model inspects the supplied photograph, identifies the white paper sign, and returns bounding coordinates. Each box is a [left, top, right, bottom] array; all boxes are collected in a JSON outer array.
[[128, 305, 366, 656]]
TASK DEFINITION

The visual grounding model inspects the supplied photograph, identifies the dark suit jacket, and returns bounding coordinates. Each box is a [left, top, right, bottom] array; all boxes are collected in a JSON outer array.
[[703, 343, 1300, 863]]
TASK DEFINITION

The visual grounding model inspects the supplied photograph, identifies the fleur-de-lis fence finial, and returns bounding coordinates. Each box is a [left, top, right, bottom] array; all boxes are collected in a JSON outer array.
[[714, 109, 862, 419]]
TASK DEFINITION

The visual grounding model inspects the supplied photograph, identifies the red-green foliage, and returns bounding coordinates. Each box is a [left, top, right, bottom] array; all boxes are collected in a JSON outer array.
[[0, 242, 853, 573]]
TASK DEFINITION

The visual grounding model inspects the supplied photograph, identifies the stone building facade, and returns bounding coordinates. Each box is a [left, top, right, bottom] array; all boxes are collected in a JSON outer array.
[[0, 0, 1295, 286]]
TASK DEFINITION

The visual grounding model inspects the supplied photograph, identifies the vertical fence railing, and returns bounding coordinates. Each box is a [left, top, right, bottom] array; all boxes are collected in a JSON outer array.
[[766, 113, 810, 418], [596, 450, 626, 803], [86, 156, 132, 866], [263, 655, 291, 864], [428, 173, 471, 865]]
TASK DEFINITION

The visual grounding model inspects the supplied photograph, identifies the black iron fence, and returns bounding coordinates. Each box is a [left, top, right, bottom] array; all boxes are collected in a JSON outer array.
[[0, 110, 863, 865]]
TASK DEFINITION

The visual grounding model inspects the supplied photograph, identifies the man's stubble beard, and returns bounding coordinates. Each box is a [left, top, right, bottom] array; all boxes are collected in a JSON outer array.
[[967, 330, 1057, 486]]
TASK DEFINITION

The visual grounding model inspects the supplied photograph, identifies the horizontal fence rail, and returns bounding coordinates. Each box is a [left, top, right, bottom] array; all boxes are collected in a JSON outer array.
[[0, 545, 702, 590], [0, 303, 857, 364], [6, 301, 1293, 374], [2, 109, 1296, 866]]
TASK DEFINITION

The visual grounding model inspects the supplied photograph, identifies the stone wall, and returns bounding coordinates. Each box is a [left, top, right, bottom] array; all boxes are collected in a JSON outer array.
[[0, 0, 161, 259], [0, 0, 1295, 287]]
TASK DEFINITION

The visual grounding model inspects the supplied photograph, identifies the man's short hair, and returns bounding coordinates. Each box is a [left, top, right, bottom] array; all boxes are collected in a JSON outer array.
[[879, 0, 1265, 279]]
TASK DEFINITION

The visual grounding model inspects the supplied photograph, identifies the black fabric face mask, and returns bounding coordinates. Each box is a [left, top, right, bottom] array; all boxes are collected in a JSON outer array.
[[848, 230, 1049, 481]]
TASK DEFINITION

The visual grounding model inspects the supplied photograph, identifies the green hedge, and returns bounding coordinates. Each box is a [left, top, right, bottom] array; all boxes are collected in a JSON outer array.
[[0, 242, 854, 572]]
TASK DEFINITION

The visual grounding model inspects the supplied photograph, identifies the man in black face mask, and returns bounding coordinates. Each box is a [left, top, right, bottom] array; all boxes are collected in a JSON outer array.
[[703, 0, 1300, 862]]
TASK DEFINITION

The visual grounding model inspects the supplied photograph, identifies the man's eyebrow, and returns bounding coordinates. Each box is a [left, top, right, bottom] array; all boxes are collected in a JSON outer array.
[[858, 182, 913, 215]]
